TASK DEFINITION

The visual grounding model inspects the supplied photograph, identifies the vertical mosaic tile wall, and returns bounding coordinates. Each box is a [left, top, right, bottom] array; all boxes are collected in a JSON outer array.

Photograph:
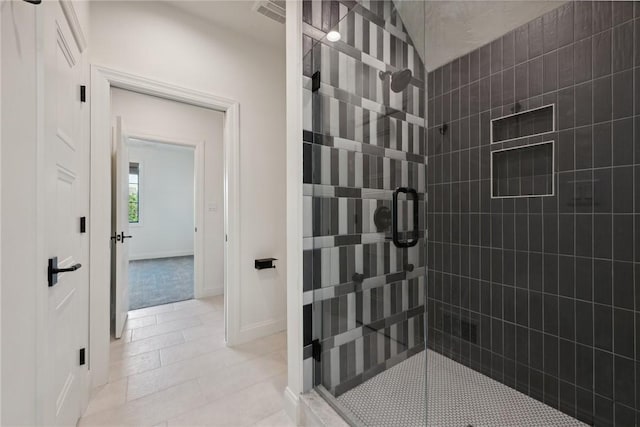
[[426, 2, 640, 426], [301, 0, 428, 397]]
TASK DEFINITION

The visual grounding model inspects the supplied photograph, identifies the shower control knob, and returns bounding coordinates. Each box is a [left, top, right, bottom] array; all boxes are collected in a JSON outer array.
[[373, 206, 391, 232]]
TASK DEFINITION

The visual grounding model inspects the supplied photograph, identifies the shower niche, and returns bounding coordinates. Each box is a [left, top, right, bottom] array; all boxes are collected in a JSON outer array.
[[491, 141, 554, 198], [491, 104, 554, 143]]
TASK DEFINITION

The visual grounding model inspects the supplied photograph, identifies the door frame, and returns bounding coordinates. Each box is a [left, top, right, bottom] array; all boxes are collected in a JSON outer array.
[[125, 132, 206, 298], [89, 65, 241, 388]]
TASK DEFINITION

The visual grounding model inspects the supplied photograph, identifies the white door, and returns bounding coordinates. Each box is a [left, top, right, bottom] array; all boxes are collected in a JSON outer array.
[[42, 1, 90, 425], [112, 116, 130, 338]]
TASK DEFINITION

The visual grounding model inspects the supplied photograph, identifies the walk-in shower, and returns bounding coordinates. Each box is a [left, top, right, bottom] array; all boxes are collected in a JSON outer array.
[[302, 1, 639, 426]]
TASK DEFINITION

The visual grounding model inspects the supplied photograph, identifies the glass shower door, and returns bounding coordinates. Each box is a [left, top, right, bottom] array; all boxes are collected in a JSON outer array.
[[302, 1, 429, 425]]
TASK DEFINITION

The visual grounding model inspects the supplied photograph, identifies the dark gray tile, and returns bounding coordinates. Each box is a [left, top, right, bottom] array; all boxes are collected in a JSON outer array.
[[575, 301, 593, 346], [514, 24, 528, 64], [480, 44, 491, 78], [528, 56, 543, 97], [594, 304, 613, 350], [595, 349, 614, 398], [593, 168, 613, 214], [575, 82, 593, 127], [636, 18, 640, 67], [575, 125, 593, 169], [613, 261, 633, 309], [479, 77, 490, 113], [558, 129, 575, 171], [575, 1, 593, 41], [612, 21, 634, 72], [593, 122, 612, 168], [593, 258, 612, 303], [636, 68, 640, 116], [573, 37, 592, 84], [543, 8, 558, 53], [502, 31, 515, 69], [612, 118, 633, 166], [614, 308, 634, 358], [491, 73, 502, 109], [529, 16, 543, 58], [470, 49, 480, 82], [557, 2, 575, 47], [593, 1, 613, 33], [459, 54, 470, 86], [491, 38, 502, 75], [558, 87, 575, 130], [612, 1, 634, 25], [593, 76, 612, 123], [593, 30, 612, 78], [558, 45, 574, 89], [503, 67, 515, 106], [612, 70, 634, 119], [543, 52, 558, 93], [515, 63, 528, 102]]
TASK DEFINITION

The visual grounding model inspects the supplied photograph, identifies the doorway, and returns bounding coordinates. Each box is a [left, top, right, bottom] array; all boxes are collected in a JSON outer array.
[[125, 138, 196, 310], [100, 82, 235, 354], [90, 72, 238, 386]]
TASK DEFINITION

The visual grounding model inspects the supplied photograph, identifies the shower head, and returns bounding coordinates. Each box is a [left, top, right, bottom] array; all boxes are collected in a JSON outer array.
[[379, 68, 413, 93]]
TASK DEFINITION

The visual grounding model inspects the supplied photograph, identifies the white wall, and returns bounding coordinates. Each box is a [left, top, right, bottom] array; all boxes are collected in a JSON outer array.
[[92, 2, 287, 339], [111, 88, 224, 294], [127, 140, 195, 260]]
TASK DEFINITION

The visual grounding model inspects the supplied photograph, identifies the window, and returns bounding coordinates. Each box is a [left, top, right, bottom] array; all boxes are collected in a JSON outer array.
[[129, 162, 140, 223]]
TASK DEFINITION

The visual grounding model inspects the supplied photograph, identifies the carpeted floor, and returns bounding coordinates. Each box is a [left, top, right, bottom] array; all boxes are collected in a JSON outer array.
[[128, 256, 194, 310]]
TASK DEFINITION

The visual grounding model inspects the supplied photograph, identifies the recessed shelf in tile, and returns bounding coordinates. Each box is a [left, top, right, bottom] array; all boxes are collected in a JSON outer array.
[[491, 141, 554, 198], [491, 104, 555, 143]]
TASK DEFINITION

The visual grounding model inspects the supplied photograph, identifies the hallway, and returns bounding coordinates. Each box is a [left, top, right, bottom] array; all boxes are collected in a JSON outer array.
[[79, 296, 292, 426]]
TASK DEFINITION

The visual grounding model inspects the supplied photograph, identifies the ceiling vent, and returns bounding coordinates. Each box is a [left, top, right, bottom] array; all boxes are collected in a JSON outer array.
[[253, 0, 286, 24]]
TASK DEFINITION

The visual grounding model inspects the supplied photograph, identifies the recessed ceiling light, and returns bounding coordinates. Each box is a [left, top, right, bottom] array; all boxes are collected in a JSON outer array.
[[326, 31, 341, 42]]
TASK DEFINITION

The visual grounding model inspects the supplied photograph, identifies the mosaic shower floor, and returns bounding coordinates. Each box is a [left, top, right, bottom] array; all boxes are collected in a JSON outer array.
[[337, 350, 586, 427], [128, 256, 194, 310]]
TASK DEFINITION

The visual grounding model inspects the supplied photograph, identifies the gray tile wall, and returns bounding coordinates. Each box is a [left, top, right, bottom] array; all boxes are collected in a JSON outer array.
[[301, 0, 428, 397], [427, 2, 640, 425]]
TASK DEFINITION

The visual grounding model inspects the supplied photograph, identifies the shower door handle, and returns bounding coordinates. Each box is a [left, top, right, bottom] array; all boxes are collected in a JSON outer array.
[[392, 187, 419, 248]]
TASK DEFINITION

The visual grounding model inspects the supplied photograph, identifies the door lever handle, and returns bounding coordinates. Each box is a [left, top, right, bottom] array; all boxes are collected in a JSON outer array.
[[48, 257, 82, 287], [120, 232, 132, 241], [54, 264, 82, 273]]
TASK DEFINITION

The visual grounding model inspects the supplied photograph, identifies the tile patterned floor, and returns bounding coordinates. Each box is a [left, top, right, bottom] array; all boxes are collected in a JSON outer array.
[[80, 297, 293, 427], [337, 350, 586, 427], [128, 256, 194, 310]]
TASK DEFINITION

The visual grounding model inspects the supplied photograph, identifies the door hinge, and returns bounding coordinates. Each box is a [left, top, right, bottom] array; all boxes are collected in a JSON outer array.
[[312, 71, 321, 92], [79, 348, 86, 366], [80, 85, 86, 103], [312, 339, 321, 362], [80, 216, 86, 233]]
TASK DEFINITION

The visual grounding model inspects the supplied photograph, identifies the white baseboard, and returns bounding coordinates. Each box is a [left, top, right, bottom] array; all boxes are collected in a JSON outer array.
[[229, 318, 286, 346], [284, 386, 301, 426], [129, 250, 194, 261], [197, 285, 223, 298]]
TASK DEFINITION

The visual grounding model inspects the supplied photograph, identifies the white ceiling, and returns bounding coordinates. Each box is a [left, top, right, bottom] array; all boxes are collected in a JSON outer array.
[[163, 1, 564, 71], [164, 0, 285, 48], [396, 1, 566, 71]]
